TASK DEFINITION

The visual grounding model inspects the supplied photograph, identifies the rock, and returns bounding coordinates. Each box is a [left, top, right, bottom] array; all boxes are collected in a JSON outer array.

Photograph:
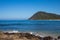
[[43, 36, 53, 40], [0, 32, 59, 40], [57, 36, 60, 40], [54, 38, 57, 40], [0, 32, 42, 40], [58, 36, 60, 39]]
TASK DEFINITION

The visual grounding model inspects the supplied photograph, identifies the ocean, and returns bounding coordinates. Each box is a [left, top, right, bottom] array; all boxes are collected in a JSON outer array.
[[0, 20, 60, 37]]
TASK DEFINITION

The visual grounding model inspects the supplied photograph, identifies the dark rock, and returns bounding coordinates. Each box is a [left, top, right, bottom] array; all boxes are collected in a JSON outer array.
[[54, 38, 57, 40], [58, 36, 60, 39], [43, 36, 53, 40]]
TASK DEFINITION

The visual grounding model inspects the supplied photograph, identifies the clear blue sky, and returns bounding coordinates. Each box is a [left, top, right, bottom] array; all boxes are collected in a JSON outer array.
[[0, 0, 60, 20]]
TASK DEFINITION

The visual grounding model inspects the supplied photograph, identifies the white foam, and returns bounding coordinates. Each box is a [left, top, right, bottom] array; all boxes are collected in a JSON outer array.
[[4, 30, 19, 33], [29, 32, 33, 34]]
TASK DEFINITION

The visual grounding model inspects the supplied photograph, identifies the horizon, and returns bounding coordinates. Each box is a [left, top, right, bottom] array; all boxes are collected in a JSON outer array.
[[0, 0, 60, 20]]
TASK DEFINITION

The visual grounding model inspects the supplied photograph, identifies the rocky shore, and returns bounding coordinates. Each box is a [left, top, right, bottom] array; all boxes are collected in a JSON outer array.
[[0, 31, 60, 40]]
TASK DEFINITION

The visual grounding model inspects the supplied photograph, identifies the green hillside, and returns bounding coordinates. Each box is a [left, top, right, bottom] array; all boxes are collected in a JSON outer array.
[[29, 11, 60, 20]]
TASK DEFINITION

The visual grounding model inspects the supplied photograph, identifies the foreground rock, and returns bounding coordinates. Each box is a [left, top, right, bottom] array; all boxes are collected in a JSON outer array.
[[0, 32, 42, 40], [58, 36, 60, 40], [0, 32, 59, 40]]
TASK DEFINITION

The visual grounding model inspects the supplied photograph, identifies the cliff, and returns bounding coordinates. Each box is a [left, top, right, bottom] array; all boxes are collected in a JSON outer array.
[[29, 11, 60, 20]]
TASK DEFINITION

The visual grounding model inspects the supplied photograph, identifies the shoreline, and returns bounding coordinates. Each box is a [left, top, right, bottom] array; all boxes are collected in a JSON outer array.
[[0, 30, 59, 38], [0, 30, 60, 40]]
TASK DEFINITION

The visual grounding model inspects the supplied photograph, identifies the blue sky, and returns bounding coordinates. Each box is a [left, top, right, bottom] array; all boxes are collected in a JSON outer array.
[[0, 0, 60, 20]]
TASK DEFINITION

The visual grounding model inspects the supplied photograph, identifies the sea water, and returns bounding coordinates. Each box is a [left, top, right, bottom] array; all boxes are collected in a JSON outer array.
[[0, 20, 60, 36]]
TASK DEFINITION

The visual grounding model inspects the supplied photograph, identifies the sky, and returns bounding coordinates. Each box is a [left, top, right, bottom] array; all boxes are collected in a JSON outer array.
[[0, 0, 60, 20]]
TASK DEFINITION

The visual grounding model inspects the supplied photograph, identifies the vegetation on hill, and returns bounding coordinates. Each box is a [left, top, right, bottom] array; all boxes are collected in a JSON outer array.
[[29, 11, 60, 20]]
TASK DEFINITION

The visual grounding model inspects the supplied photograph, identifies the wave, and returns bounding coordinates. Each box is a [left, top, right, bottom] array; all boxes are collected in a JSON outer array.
[[0, 23, 46, 26], [0, 23, 21, 26]]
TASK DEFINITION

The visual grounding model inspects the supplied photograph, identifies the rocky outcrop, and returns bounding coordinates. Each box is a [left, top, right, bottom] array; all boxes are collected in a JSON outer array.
[[43, 36, 53, 40], [29, 11, 60, 20], [0, 32, 41, 40], [0, 32, 59, 40]]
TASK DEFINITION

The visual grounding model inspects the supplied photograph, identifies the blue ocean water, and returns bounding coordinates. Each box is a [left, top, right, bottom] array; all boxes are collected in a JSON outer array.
[[0, 20, 60, 33]]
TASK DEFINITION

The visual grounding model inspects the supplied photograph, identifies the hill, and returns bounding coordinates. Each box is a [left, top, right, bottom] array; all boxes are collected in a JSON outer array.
[[29, 11, 60, 20]]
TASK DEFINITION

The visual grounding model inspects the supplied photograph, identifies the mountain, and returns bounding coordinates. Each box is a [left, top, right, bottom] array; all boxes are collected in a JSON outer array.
[[29, 11, 60, 20]]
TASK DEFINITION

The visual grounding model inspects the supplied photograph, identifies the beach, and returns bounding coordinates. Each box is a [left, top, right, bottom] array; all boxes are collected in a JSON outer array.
[[0, 31, 60, 40], [0, 31, 42, 40]]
